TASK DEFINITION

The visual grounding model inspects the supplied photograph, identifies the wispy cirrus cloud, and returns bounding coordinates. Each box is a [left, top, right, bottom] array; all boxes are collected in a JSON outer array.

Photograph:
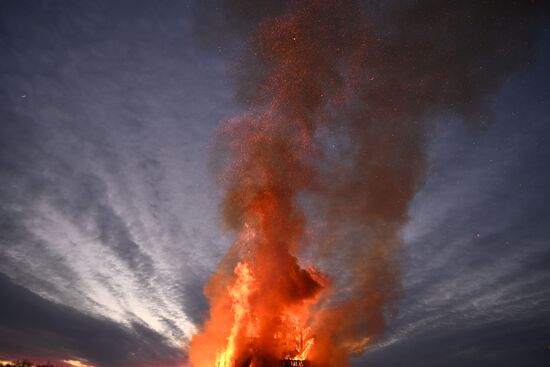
[[0, 0, 234, 363]]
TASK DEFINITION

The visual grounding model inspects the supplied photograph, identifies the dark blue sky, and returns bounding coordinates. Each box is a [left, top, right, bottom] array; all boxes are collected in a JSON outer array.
[[1, 1, 549, 366]]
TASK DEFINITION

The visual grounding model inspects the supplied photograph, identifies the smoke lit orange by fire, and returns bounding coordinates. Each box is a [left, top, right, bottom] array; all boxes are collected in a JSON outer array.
[[187, 0, 545, 365], [189, 1, 415, 366]]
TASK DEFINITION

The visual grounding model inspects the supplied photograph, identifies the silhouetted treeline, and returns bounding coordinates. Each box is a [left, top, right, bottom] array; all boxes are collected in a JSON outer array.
[[1, 360, 56, 367]]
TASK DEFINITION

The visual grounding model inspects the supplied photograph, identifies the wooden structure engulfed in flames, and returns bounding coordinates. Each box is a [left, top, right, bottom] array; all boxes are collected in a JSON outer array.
[[209, 262, 316, 367], [222, 328, 312, 367]]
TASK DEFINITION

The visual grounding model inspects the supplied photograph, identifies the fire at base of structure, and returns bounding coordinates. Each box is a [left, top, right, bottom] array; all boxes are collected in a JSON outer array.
[[280, 360, 308, 367]]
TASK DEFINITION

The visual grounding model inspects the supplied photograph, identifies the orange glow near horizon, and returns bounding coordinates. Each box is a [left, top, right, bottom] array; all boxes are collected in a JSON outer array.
[[62, 360, 95, 367]]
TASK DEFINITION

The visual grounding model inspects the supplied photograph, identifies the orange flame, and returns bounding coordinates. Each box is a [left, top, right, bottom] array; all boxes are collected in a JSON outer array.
[[214, 262, 257, 367]]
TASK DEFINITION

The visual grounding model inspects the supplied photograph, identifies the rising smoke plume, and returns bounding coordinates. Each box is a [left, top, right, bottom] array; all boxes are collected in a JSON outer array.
[[189, 1, 548, 366]]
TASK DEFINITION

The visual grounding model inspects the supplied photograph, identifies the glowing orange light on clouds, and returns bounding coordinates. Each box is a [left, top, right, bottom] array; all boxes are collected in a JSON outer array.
[[0, 359, 94, 367], [62, 359, 95, 367]]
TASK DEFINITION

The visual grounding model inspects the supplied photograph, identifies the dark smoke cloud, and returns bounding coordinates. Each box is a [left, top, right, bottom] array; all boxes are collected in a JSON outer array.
[[197, 0, 548, 114], [304, 0, 549, 351]]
